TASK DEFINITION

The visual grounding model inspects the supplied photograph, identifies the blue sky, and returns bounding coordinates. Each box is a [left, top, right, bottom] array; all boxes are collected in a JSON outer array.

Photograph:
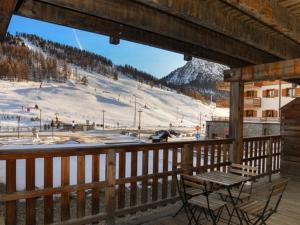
[[7, 15, 186, 78]]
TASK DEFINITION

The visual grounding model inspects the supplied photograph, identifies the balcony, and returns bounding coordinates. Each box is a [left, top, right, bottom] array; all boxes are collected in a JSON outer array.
[[141, 173, 298, 225], [0, 136, 282, 224], [244, 97, 261, 108]]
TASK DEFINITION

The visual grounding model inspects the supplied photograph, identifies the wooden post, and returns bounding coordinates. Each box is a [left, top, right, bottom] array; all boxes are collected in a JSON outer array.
[[0, 0, 17, 41], [229, 82, 244, 164], [105, 149, 116, 225], [182, 144, 193, 174], [6, 159, 16, 225], [266, 138, 273, 182]]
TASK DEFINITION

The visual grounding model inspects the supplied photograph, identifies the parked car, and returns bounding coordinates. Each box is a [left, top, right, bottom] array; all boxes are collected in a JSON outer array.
[[149, 130, 171, 143], [169, 129, 180, 137]]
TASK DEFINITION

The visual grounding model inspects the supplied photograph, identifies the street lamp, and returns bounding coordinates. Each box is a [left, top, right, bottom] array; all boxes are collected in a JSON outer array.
[[39, 109, 42, 131], [16, 115, 20, 138], [138, 110, 142, 140], [102, 110, 105, 130], [133, 94, 137, 127]]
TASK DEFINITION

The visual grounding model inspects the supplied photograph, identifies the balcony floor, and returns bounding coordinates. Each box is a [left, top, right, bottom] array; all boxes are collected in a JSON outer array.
[[121, 174, 300, 225]]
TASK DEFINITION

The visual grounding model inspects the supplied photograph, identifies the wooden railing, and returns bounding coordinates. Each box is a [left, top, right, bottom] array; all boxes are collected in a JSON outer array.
[[0, 136, 281, 225], [243, 135, 282, 179]]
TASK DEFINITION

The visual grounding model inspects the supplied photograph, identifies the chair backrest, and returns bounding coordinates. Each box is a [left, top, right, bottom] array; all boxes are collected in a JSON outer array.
[[259, 178, 289, 217], [174, 162, 192, 197], [180, 174, 207, 194], [268, 179, 289, 212], [229, 163, 257, 178], [180, 174, 211, 207]]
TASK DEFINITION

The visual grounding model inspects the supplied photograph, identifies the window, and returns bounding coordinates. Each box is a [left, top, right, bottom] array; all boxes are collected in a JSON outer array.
[[244, 110, 257, 117], [263, 89, 278, 98], [282, 88, 294, 97], [245, 90, 255, 98], [287, 88, 293, 97], [263, 110, 278, 118], [266, 89, 274, 97]]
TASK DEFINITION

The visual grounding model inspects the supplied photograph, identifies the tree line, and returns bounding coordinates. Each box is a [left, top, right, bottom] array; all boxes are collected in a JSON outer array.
[[0, 33, 210, 102], [0, 33, 70, 82]]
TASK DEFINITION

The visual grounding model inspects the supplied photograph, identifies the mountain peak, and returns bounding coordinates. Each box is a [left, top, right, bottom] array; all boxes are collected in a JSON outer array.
[[161, 58, 229, 99]]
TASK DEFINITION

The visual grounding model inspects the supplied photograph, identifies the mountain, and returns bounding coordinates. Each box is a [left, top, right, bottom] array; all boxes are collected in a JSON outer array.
[[0, 33, 229, 128], [161, 58, 229, 100]]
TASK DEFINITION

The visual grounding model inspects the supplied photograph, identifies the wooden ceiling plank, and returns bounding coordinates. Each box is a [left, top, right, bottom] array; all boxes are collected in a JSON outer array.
[[36, 0, 279, 65], [134, 0, 300, 59], [16, 0, 250, 67], [221, 0, 300, 44], [0, 0, 17, 40], [224, 58, 300, 82]]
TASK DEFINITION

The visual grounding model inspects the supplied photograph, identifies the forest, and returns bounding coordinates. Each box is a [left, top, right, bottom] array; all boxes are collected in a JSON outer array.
[[0, 33, 208, 102]]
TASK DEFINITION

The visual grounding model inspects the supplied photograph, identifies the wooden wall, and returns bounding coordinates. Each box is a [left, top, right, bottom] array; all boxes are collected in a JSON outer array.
[[281, 98, 300, 178]]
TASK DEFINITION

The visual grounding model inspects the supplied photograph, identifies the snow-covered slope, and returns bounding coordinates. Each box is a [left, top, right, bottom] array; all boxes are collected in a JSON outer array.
[[162, 58, 229, 98], [0, 38, 229, 129], [0, 71, 228, 128]]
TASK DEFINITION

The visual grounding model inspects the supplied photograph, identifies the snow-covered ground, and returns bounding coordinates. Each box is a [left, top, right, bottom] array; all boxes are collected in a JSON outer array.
[[0, 37, 229, 189], [0, 71, 228, 129]]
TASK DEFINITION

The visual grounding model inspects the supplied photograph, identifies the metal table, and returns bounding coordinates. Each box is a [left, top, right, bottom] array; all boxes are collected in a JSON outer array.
[[195, 171, 251, 225]]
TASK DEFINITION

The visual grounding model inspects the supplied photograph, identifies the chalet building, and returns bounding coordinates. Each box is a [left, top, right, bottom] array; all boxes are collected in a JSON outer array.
[[216, 81, 300, 121], [209, 81, 300, 138]]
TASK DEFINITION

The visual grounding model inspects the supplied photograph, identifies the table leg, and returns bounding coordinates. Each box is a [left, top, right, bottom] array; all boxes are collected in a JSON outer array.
[[226, 185, 245, 225]]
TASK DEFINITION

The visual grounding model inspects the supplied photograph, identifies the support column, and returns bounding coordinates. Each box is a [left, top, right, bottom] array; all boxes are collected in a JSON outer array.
[[229, 81, 244, 163], [0, 0, 18, 41]]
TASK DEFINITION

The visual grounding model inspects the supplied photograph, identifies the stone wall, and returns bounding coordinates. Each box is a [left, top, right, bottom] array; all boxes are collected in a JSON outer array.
[[206, 121, 280, 138]]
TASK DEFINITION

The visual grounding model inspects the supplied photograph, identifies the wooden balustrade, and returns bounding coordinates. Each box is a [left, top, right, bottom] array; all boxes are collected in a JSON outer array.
[[0, 136, 280, 225], [242, 135, 282, 179]]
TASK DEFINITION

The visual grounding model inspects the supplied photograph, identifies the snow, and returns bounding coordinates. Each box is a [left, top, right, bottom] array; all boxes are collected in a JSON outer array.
[[0, 38, 229, 190], [165, 58, 228, 85], [0, 71, 228, 129]]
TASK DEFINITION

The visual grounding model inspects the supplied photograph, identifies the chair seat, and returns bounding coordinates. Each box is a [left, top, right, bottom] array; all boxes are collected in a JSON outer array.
[[216, 189, 250, 200], [186, 187, 204, 197], [189, 195, 226, 211], [238, 200, 272, 216]]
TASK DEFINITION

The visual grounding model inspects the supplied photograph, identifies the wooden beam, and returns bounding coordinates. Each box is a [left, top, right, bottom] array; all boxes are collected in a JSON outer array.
[[134, 0, 300, 59], [37, 0, 280, 64], [224, 58, 300, 82], [0, 0, 18, 41], [229, 82, 244, 164], [221, 0, 300, 44], [16, 0, 253, 67]]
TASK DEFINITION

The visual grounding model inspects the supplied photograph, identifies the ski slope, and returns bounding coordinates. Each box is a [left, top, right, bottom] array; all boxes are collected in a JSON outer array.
[[0, 69, 228, 128]]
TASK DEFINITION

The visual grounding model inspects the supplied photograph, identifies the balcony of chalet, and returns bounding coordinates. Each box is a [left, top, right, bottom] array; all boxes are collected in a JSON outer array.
[[244, 97, 261, 108], [1, 135, 298, 225]]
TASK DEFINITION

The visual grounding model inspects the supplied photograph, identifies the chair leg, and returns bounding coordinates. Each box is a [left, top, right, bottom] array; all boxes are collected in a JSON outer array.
[[186, 204, 199, 225], [173, 204, 184, 217], [195, 209, 204, 225], [208, 209, 218, 225], [216, 206, 224, 223], [202, 208, 209, 220], [240, 212, 251, 225], [188, 207, 199, 225]]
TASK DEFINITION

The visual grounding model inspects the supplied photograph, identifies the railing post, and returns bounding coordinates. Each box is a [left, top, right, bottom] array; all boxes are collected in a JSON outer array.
[[182, 144, 193, 174], [266, 138, 273, 182], [105, 149, 116, 225]]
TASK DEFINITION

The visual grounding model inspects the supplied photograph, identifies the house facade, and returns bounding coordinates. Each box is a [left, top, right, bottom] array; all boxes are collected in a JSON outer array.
[[216, 81, 300, 121]]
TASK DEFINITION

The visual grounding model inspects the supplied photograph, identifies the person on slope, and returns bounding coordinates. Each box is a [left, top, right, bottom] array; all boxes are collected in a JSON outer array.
[[72, 121, 76, 132]]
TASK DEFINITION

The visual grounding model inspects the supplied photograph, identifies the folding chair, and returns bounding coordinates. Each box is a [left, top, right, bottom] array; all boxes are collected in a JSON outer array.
[[173, 162, 203, 218], [239, 179, 288, 225], [217, 163, 257, 202], [181, 174, 226, 225]]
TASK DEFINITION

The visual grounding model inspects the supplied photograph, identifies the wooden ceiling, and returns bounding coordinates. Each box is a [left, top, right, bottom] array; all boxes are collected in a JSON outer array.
[[1, 0, 300, 68], [279, 0, 300, 17]]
